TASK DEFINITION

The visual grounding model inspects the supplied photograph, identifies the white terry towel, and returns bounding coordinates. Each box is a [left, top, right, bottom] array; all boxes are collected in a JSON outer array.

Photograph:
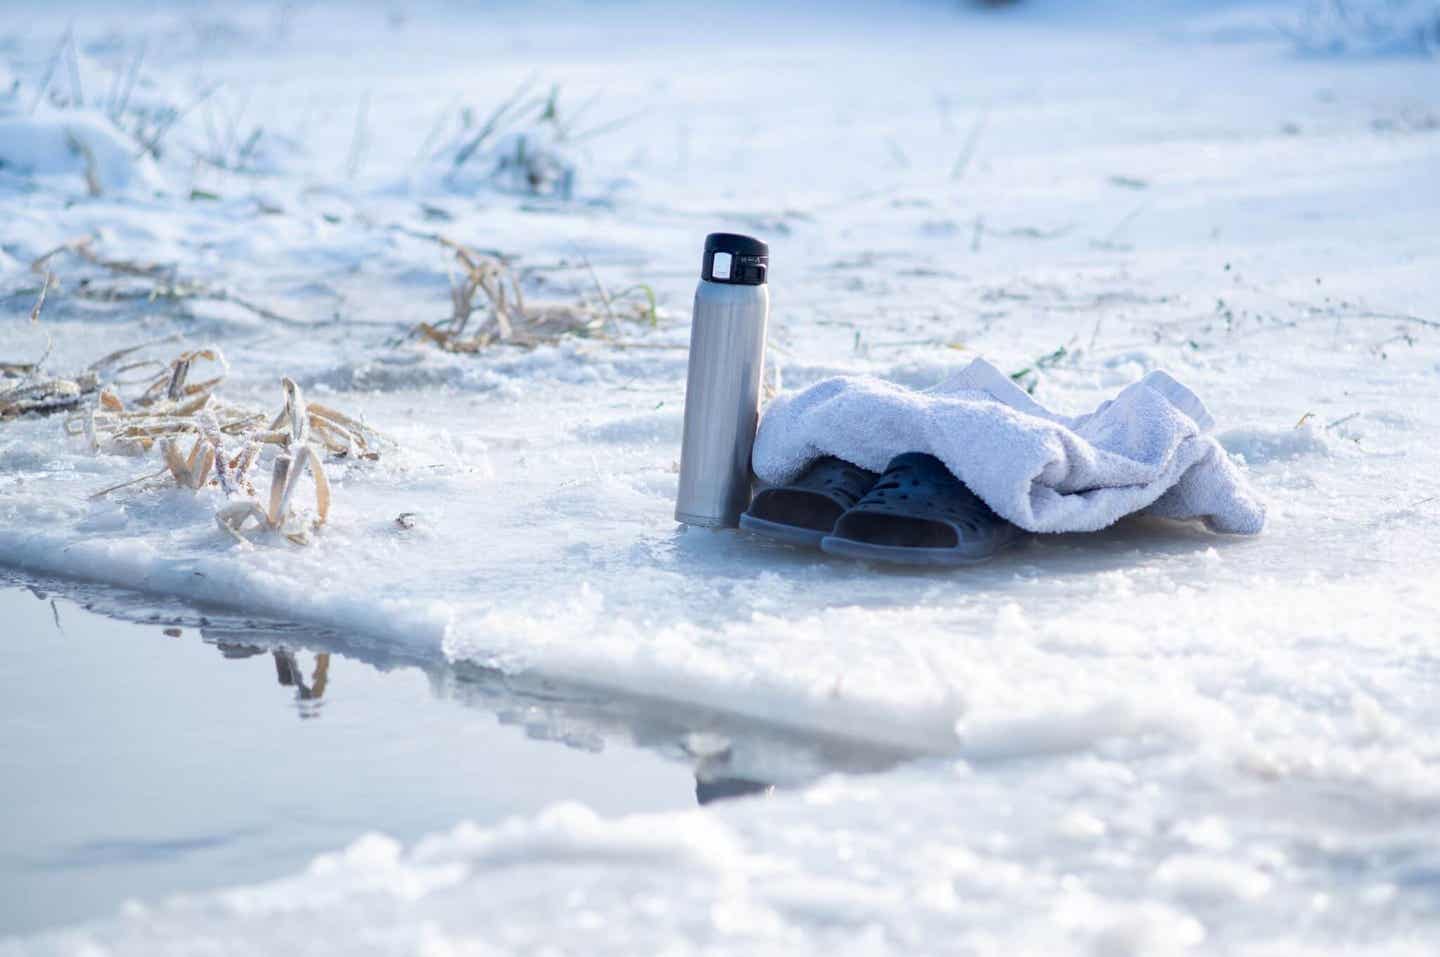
[[751, 358, 1265, 535]]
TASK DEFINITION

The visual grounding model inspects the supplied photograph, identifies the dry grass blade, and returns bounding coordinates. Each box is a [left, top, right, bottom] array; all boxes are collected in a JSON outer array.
[[1, 330, 55, 383], [30, 30, 69, 114], [267, 454, 293, 520], [30, 273, 55, 324], [29, 237, 321, 329], [86, 335, 184, 374], [65, 236, 171, 280], [0, 377, 86, 419], [111, 39, 147, 122], [88, 466, 169, 501], [65, 131, 103, 196], [1, 328, 85, 419], [950, 107, 989, 181], [452, 75, 540, 170], [410, 236, 654, 354], [138, 80, 224, 159], [566, 108, 646, 145], [71, 344, 391, 546], [580, 255, 618, 333], [30, 236, 90, 274]]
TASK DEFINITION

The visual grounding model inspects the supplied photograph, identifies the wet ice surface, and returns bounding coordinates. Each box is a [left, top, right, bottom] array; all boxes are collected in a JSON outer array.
[[0, 576, 898, 936], [3, 0, 1440, 952]]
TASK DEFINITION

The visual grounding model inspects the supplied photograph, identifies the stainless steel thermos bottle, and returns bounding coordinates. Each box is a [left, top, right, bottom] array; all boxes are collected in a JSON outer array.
[[674, 233, 770, 528]]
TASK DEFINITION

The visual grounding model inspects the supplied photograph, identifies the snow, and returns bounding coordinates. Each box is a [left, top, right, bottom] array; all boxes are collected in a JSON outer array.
[[0, 112, 165, 194], [12, 762, 1440, 955], [3, 0, 1440, 951]]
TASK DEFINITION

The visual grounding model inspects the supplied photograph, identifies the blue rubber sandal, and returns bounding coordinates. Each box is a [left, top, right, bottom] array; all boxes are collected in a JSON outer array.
[[820, 452, 1017, 565], [740, 456, 880, 548]]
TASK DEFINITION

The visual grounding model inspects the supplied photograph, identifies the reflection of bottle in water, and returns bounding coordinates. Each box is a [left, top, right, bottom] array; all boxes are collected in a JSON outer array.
[[695, 775, 774, 806], [674, 233, 770, 528]]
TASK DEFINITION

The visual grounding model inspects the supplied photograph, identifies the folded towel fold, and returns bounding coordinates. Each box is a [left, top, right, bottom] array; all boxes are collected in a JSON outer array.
[[751, 358, 1265, 535]]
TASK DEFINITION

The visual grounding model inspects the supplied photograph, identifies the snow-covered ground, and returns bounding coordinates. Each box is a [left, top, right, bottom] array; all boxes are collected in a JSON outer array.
[[2, 0, 1439, 952]]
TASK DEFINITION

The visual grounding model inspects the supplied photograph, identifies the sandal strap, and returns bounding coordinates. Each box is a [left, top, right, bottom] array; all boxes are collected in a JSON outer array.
[[760, 455, 879, 511], [846, 452, 1001, 532], [743, 455, 880, 534]]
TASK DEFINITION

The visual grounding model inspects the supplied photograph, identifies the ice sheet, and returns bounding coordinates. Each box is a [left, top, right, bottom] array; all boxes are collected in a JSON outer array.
[[2, 0, 1439, 951]]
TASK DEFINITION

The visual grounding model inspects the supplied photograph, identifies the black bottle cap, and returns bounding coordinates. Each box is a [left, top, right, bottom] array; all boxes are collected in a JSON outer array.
[[701, 232, 768, 285]]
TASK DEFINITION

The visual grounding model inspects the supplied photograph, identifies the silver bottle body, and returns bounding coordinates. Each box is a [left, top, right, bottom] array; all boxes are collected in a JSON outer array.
[[675, 280, 770, 528]]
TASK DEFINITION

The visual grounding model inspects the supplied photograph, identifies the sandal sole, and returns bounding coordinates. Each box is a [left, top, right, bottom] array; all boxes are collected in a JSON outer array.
[[738, 513, 829, 549], [819, 530, 1016, 566]]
